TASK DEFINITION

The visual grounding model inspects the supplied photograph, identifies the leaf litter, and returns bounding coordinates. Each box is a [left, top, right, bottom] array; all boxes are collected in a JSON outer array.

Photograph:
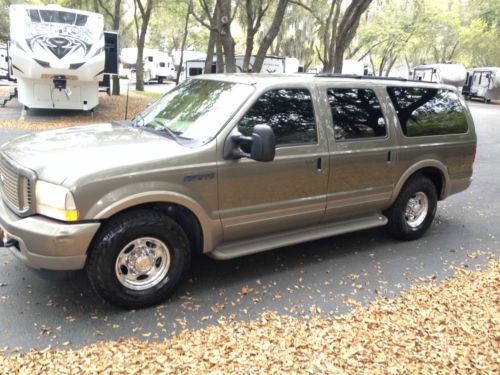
[[0, 258, 498, 374]]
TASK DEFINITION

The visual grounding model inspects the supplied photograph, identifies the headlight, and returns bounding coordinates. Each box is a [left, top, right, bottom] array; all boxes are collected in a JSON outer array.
[[35, 181, 79, 221]]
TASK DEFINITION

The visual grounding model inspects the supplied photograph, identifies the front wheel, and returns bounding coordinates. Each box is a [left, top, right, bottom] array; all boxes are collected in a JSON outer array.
[[86, 210, 191, 309], [386, 176, 437, 241]]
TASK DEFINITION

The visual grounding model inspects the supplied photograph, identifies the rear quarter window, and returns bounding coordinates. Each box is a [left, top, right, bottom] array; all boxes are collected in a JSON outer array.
[[386, 87, 468, 137]]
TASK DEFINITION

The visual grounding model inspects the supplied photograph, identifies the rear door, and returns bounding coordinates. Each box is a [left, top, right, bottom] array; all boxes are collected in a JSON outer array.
[[217, 85, 329, 242], [319, 84, 397, 220]]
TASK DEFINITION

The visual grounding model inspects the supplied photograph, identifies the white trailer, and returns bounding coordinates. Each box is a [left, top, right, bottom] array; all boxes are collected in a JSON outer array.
[[462, 67, 500, 103], [9, 4, 105, 110], [409, 63, 467, 88], [0, 44, 8, 79], [184, 55, 288, 80], [307, 60, 367, 75], [120, 48, 175, 83]]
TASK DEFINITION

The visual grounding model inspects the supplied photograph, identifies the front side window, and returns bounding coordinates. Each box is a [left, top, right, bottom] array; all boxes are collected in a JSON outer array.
[[327, 88, 387, 141], [238, 88, 317, 145], [386, 87, 468, 137], [134, 79, 254, 145]]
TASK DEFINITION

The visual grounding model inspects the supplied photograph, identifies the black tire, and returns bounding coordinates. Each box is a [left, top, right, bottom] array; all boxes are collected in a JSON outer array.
[[86, 209, 190, 309], [385, 175, 437, 241]]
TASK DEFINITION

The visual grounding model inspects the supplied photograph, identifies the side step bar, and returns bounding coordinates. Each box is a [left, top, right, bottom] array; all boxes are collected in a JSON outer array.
[[208, 213, 388, 260]]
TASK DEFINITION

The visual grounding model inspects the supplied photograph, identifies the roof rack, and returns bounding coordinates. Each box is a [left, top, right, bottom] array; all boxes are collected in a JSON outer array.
[[314, 73, 408, 82]]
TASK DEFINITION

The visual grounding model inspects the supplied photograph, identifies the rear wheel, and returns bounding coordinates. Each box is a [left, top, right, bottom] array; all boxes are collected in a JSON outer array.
[[386, 176, 437, 241], [86, 210, 190, 309]]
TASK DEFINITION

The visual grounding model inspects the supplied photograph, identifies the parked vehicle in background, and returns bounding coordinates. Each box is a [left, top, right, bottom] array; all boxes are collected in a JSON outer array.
[[307, 60, 367, 75], [462, 67, 500, 103], [9, 4, 105, 111], [0, 44, 8, 79], [409, 63, 467, 89], [184, 55, 295, 80], [120, 48, 175, 83], [0, 74, 476, 308]]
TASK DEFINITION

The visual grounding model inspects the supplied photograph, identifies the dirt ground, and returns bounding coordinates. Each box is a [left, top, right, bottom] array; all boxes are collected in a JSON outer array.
[[0, 91, 151, 130]]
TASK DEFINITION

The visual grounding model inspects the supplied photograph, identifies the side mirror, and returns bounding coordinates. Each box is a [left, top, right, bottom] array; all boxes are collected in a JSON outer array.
[[224, 124, 276, 162]]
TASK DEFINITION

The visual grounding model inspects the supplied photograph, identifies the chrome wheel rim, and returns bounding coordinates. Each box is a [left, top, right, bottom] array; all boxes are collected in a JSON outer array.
[[115, 237, 171, 291], [404, 192, 429, 228]]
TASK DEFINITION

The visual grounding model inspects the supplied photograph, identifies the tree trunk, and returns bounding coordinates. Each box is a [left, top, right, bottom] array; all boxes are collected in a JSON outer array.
[[111, 0, 122, 95], [335, 0, 372, 73], [218, 0, 236, 73], [134, 0, 154, 92], [216, 34, 224, 73], [252, 0, 289, 73], [176, 1, 192, 85], [205, 29, 217, 74]]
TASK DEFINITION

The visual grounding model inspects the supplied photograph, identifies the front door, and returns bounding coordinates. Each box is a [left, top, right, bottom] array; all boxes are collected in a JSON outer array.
[[217, 87, 329, 242]]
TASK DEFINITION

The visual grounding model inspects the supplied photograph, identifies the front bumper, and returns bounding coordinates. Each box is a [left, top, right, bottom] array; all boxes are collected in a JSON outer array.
[[0, 197, 100, 271]]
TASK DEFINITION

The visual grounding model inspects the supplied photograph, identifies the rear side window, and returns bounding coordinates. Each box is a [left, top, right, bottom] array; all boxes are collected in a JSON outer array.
[[387, 87, 468, 137], [238, 88, 317, 145], [327, 88, 387, 141]]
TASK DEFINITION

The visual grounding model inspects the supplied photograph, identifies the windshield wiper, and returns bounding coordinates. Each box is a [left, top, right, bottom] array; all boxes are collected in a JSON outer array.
[[149, 119, 182, 142]]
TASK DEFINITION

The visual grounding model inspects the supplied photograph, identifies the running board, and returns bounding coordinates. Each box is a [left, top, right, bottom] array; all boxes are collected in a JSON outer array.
[[208, 214, 388, 260]]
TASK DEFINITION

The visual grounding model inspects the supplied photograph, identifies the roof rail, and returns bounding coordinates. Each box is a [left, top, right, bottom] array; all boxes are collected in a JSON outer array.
[[314, 73, 408, 82]]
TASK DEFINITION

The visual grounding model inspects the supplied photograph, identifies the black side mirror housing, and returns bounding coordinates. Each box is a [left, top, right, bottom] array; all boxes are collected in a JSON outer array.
[[250, 124, 276, 162], [224, 124, 276, 162]]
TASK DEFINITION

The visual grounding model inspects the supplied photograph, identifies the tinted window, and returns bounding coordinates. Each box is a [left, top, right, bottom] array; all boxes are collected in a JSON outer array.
[[189, 67, 203, 76], [387, 87, 468, 137], [238, 89, 317, 145], [327, 88, 387, 141]]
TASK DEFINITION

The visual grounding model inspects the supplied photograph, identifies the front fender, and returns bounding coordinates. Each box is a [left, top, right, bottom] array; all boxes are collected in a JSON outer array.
[[85, 182, 222, 252]]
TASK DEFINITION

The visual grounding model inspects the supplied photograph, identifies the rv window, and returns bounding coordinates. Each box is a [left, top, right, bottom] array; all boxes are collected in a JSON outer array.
[[387, 87, 468, 137], [327, 88, 387, 141], [147, 56, 153, 62], [159, 62, 165, 68], [189, 68, 203, 76], [238, 88, 317, 146]]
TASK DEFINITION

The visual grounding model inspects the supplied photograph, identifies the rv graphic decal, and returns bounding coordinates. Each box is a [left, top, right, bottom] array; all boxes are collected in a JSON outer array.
[[25, 9, 92, 60]]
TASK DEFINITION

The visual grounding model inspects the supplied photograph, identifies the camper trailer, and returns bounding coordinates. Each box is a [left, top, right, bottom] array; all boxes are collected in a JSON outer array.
[[0, 44, 8, 79], [409, 63, 467, 88], [120, 48, 175, 83], [9, 4, 106, 110], [462, 67, 500, 103], [307, 60, 367, 75], [184, 55, 290, 80]]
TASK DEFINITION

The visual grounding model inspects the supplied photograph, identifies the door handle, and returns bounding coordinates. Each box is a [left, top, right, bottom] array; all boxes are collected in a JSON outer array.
[[387, 150, 394, 164], [316, 157, 323, 172]]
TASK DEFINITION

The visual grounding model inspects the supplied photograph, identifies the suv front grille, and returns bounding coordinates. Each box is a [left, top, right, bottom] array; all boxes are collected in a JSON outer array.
[[0, 155, 34, 215]]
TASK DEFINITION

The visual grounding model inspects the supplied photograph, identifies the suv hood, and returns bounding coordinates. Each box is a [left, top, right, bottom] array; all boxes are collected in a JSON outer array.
[[1, 124, 189, 185]]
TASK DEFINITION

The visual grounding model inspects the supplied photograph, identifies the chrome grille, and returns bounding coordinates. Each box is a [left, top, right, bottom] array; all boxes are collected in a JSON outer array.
[[0, 156, 34, 214]]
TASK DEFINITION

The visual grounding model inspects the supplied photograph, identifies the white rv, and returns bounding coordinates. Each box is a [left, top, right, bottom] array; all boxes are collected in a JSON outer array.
[[307, 60, 367, 75], [9, 4, 105, 110], [462, 67, 500, 103], [409, 63, 467, 88], [0, 44, 8, 79], [184, 55, 289, 80], [120, 48, 175, 83]]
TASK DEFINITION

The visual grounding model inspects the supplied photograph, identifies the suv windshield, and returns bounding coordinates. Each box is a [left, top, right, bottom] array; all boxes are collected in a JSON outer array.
[[133, 79, 254, 146]]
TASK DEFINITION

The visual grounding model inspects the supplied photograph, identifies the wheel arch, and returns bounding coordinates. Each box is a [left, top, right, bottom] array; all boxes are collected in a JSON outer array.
[[92, 192, 222, 253], [391, 161, 449, 205]]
